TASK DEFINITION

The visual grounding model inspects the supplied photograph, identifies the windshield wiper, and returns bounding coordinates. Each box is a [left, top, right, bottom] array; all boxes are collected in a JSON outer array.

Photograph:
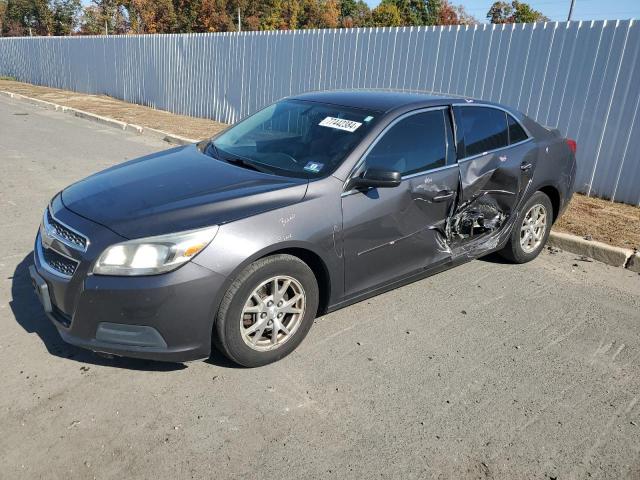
[[206, 142, 272, 174], [222, 155, 273, 174]]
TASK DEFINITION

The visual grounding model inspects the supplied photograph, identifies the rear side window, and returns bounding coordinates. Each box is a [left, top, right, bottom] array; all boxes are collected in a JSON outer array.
[[364, 110, 448, 176], [507, 114, 528, 144], [456, 106, 509, 158]]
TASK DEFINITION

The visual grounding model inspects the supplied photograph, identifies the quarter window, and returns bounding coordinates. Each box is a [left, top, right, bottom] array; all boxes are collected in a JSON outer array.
[[507, 114, 528, 144], [364, 110, 449, 176], [456, 106, 509, 158]]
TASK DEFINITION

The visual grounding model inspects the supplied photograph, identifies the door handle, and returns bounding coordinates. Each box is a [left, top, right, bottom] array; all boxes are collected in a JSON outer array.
[[432, 190, 454, 202], [520, 162, 533, 171]]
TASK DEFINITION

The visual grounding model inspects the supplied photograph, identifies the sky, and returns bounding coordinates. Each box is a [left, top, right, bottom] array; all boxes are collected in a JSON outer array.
[[364, 0, 640, 21]]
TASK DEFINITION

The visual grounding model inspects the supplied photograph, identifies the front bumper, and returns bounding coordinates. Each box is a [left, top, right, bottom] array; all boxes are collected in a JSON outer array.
[[30, 202, 228, 363]]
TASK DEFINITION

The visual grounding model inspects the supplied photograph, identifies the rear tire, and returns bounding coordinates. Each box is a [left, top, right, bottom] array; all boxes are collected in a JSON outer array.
[[213, 254, 319, 367], [499, 191, 553, 264]]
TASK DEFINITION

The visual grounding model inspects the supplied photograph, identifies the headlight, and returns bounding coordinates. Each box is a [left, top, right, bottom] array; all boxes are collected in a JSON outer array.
[[93, 226, 219, 276]]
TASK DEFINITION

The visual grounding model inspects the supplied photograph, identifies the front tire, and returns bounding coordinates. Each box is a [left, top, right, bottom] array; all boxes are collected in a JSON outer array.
[[214, 254, 319, 367], [499, 191, 553, 263]]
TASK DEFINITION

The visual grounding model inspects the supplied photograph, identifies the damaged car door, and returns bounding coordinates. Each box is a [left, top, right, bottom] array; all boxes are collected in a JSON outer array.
[[341, 107, 459, 296], [449, 105, 535, 247]]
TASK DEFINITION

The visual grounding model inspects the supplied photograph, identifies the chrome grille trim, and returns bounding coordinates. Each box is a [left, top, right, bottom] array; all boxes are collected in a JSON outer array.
[[43, 207, 89, 252], [37, 238, 78, 279]]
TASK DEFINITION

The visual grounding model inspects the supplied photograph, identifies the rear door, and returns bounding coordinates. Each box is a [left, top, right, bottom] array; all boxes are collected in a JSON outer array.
[[450, 105, 535, 240]]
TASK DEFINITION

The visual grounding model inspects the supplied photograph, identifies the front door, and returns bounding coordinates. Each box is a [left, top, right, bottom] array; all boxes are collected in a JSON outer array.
[[341, 107, 459, 297]]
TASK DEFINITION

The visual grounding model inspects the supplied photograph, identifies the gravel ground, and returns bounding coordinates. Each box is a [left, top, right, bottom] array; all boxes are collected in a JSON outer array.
[[1, 95, 640, 480]]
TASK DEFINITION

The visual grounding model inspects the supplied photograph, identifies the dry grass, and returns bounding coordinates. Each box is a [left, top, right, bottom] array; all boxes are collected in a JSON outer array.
[[0, 79, 226, 140], [555, 193, 640, 250], [2, 79, 639, 251]]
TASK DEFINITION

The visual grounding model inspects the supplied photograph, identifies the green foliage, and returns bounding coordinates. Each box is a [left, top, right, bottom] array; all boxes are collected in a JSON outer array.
[[371, 2, 400, 27], [51, 0, 80, 35], [487, 1, 549, 24], [81, 0, 128, 34], [379, 0, 424, 26], [424, 0, 442, 25], [2, 0, 52, 35], [511, 1, 548, 23]]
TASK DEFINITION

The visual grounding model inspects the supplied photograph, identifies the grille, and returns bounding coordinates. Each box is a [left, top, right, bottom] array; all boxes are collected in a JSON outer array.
[[42, 245, 79, 277], [46, 209, 87, 251]]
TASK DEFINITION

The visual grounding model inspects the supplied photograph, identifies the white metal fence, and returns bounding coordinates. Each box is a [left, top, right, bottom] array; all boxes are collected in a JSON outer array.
[[1, 21, 639, 204]]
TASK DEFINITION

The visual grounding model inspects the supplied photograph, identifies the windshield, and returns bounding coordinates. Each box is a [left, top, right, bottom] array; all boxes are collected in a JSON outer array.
[[209, 100, 379, 178]]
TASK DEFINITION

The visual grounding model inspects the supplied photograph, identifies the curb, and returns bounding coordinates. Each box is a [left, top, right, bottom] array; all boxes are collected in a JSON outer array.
[[1, 90, 198, 146], [548, 231, 637, 271]]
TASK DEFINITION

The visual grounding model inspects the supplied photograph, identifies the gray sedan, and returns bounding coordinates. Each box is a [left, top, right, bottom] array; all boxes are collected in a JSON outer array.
[[30, 90, 576, 367]]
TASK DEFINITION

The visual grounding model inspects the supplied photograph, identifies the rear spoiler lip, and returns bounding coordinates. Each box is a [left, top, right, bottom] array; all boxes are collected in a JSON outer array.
[[542, 124, 562, 137]]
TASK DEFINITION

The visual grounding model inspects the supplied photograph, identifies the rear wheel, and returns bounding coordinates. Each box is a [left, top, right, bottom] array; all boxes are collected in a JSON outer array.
[[499, 191, 553, 263], [214, 254, 319, 367]]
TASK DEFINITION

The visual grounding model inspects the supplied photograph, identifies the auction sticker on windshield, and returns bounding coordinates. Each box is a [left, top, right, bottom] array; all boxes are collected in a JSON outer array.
[[318, 117, 362, 132]]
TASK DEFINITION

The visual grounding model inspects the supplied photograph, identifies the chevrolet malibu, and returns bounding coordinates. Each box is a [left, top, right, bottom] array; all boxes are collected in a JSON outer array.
[[29, 91, 576, 367]]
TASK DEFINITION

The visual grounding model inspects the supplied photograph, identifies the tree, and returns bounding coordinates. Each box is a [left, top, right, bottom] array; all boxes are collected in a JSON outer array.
[[81, 0, 128, 34], [298, 0, 321, 29], [379, 0, 425, 26], [487, 1, 549, 24], [454, 4, 477, 25], [424, 0, 441, 25], [196, 0, 235, 31], [319, 0, 339, 28], [349, 0, 370, 27], [127, 0, 177, 33], [511, 1, 548, 23], [437, 0, 458, 25], [0, 0, 6, 35], [261, 0, 286, 29], [172, 0, 199, 32], [2, 0, 52, 36], [371, 2, 400, 27], [339, 0, 355, 21], [486, 0, 511, 23], [51, 0, 80, 35]]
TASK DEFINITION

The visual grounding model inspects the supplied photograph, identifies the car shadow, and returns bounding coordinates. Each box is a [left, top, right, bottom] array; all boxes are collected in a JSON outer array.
[[477, 252, 513, 264], [10, 254, 186, 372]]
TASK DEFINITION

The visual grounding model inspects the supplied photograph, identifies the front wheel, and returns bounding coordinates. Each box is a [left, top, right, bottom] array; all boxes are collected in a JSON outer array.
[[499, 191, 553, 263], [214, 254, 319, 367]]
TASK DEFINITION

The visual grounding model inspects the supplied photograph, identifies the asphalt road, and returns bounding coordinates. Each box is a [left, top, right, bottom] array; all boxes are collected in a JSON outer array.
[[1, 95, 640, 480]]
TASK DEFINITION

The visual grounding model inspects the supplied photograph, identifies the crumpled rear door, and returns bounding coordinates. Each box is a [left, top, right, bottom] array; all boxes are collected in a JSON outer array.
[[447, 105, 536, 256]]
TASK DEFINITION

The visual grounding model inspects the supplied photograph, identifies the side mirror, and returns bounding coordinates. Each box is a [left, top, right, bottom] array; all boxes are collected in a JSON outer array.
[[349, 168, 402, 190]]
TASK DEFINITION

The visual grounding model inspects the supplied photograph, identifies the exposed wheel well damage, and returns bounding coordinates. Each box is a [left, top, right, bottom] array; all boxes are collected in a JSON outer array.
[[538, 185, 560, 223], [259, 248, 331, 315]]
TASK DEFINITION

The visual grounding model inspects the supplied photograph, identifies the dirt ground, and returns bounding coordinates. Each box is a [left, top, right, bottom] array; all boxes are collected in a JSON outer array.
[[555, 193, 640, 250], [0, 79, 226, 140], [2, 78, 639, 251]]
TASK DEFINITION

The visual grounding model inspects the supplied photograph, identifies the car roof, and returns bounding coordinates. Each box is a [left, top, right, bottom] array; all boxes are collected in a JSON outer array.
[[289, 89, 463, 113]]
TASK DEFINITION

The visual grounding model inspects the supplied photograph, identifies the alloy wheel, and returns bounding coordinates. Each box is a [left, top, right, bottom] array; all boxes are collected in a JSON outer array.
[[520, 204, 548, 254], [240, 276, 306, 351]]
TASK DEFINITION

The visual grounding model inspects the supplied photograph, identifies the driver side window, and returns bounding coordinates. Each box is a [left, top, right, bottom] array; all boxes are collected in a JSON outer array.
[[364, 109, 450, 177]]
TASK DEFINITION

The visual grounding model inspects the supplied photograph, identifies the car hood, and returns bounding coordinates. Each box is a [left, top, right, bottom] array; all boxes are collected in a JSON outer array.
[[61, 144, 309, 238]]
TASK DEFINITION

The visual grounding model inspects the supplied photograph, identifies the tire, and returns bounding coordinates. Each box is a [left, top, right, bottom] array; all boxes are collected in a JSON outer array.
[[499, 191, 553, 264], [213, 254, 319, 367]]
